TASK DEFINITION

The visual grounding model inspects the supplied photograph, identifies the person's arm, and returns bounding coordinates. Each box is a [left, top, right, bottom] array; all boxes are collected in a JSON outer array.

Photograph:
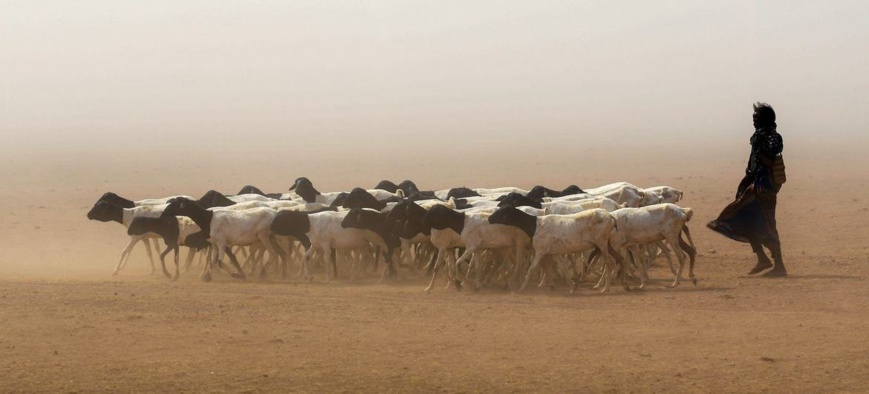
[[737, 140, 757, 197], [751, 132, 784, 192], [756, 132, 784, 167]]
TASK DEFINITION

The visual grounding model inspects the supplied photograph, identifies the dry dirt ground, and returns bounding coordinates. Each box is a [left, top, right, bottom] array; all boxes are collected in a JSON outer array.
[[1, 143, 868, 392]]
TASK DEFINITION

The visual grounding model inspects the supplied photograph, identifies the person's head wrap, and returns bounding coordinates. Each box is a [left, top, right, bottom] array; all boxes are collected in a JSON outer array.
[[753, 102, 776, 129]]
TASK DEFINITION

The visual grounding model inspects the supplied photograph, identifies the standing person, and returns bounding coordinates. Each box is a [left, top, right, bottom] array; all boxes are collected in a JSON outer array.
[[707, 102, 787, 277]]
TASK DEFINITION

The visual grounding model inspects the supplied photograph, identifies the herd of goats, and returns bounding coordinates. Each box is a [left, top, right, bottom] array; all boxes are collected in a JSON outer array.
[[86, 177, 697, 293]]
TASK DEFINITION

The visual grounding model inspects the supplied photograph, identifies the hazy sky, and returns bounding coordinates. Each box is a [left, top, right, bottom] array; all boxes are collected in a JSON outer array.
[[2, 1, 868, 151]]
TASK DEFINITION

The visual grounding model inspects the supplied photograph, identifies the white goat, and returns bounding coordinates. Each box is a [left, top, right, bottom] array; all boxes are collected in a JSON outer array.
[[488, 206, 620, 293], [607, 203, 697, 289], [161, 199, 280, 281], [228, 194, 276, 203], [423, 205, 531, 291], [643, 186, 684, 204], [473, 187, 530, 196], [543, 197, 624, 215], [270, 210, 392, 282]]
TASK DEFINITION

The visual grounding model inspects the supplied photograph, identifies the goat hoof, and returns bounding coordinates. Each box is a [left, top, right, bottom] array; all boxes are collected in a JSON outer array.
[[230, 272, 246, 280], [201, 273, 212, 282]]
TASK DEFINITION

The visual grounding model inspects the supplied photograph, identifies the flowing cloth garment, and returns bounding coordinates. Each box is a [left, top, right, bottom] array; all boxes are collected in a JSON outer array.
[[707, 127, 784, 247]]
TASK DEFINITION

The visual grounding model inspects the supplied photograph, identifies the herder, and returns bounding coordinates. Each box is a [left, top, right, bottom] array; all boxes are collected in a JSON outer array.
[[708, 102, 788, 277]]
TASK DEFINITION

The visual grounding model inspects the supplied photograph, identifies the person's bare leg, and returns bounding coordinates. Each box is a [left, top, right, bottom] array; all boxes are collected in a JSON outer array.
[[762, 242, 787, 277], [748, 240, 773, 275]]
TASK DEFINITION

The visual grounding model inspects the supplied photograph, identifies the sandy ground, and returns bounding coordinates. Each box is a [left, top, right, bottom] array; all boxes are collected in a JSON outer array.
[[1, 140, 868, 392]]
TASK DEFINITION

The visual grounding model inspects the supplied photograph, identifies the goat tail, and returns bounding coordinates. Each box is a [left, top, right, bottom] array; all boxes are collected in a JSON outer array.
[[680, 224, 697, 283], [630, 189, 645, 206], [683, 207, 694, 222], [607, 239, 620, 262], [681, 224, 696, 250]]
